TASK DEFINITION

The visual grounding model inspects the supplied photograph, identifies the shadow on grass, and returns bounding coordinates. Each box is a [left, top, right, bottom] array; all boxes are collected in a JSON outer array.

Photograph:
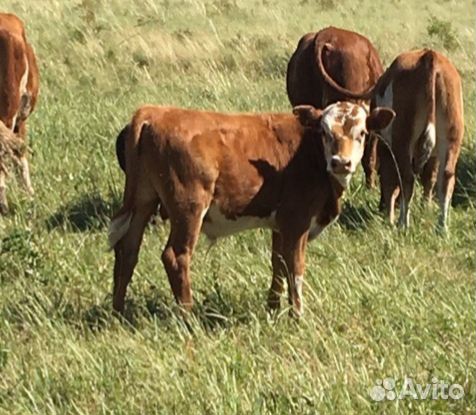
[[75, 284, 256, 333], [140, 284, 253, 331], [339, 201, 376, 231], [46, 193, 121, 232]]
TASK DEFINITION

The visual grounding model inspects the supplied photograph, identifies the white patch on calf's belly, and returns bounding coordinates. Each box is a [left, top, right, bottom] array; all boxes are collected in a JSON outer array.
[[201, 204, 276, 239], [308, 214, 340, 240]]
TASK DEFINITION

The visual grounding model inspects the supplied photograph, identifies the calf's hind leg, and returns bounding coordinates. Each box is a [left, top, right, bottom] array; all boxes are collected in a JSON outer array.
[[112, 198, 159, 313], [161, 204, 207, 311]]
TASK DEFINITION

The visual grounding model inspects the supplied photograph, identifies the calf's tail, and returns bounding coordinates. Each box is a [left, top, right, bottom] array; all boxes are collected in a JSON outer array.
[[115, 124, 129, 172], [108, 114, 148, 249], [413, 50, 437, 174]]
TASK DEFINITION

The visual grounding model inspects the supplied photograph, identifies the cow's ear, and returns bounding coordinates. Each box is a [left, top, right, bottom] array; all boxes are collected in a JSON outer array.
[[366, 107, 395, 131], [293, 105, 323, 128]]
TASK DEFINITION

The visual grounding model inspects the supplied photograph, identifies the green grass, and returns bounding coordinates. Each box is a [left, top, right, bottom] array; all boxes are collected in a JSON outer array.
[[0, 0, 475, 414]]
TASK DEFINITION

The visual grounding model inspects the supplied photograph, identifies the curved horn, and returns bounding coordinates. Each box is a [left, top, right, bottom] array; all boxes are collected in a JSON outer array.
[[315, 39, 378, 100]]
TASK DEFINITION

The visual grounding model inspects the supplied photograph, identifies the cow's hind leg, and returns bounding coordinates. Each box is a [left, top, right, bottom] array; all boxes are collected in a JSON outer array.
[[112, 198, 159, 313], [396, 148, 415, 229], [398, 172, 415, 229], [420, 156, 439, 204], [161, 204, 206, 312], [378, 144, 400, 223], [436, 137, 461, 234]]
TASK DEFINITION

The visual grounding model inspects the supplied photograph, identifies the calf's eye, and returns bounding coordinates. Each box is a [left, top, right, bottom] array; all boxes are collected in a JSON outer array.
[[356, 130, 366, 142]]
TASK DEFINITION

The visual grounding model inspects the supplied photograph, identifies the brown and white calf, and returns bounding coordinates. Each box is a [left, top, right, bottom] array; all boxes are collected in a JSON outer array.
[[324, 49, 464, 232], [0, 13, 39, 214], [109, 103, 394, 315], [286, 27, 384, 188]]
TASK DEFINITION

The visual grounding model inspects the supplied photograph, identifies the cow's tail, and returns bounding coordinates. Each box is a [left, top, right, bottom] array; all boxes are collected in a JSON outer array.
[[413, 50, 437, 174], [108, 113, 148, 250]]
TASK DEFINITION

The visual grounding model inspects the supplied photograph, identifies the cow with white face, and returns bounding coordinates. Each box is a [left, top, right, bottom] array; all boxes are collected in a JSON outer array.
[[320, 102, 371, 188], [110, 103, 395, 316]]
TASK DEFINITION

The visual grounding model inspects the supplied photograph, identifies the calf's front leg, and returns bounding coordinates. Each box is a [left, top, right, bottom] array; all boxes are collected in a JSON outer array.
[[281, 231, 309, 318], [268, 231, 286, 312]]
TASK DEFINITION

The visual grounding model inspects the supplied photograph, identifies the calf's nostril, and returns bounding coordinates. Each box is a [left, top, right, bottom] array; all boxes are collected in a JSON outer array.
[[331, 157, 352, 172]]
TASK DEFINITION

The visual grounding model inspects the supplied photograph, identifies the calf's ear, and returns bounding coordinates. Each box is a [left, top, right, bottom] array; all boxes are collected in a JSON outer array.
[[366, 107, 395, 131], [293, 105, 323, 128]]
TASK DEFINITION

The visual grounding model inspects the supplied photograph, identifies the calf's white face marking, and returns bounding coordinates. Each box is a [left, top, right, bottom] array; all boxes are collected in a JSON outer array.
[[320, 102, 368, 188]]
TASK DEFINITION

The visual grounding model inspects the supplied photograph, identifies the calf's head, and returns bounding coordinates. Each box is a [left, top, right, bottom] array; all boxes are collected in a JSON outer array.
[[294, 102, 395, 187]]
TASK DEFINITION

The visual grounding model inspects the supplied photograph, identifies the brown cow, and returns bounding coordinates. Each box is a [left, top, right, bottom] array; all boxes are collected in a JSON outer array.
[[317, 48, 464, 232], [286, 27, 384, 188], [0, 13, 39, 214], [109, 103, 394, 315]]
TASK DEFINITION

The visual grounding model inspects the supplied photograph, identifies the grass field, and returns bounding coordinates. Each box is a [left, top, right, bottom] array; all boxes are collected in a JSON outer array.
[[0, 1, 475, 414]]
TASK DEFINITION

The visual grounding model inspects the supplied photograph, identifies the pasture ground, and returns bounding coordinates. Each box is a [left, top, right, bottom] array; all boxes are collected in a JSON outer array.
[[0, 1, 475, 414]]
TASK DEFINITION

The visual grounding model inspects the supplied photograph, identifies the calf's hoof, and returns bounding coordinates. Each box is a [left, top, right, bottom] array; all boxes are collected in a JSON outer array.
[[288, 306, 303, 320]]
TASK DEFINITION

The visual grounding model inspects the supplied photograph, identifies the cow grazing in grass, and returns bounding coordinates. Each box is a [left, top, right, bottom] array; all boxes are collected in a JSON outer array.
[[320, 49, 464, 232], [109, 103, 394, 315], [286, 27, 384, 188], [0, 13, 39, 214]]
